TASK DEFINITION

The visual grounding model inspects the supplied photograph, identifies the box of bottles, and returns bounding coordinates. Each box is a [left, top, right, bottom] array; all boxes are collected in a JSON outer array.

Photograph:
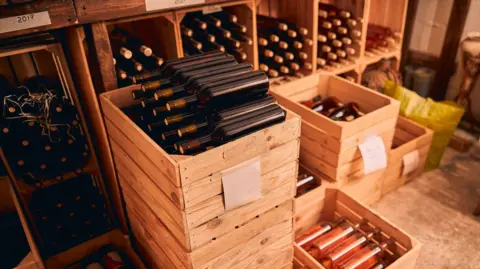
[[99, 81, 301, 269], [294, 188, 421, 269], [175, 1, 257, 66], [0, 0, 77, 39], [381, 117, 433, 196], [271, 74, 399, 185]]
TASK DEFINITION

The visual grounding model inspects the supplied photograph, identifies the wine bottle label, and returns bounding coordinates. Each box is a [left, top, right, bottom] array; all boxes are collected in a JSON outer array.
[[145, 0, 205, 12], [0, 11, 51, 35]]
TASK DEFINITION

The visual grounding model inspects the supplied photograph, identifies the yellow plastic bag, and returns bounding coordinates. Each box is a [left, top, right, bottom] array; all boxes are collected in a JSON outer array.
[[384, 81, 465, 170]]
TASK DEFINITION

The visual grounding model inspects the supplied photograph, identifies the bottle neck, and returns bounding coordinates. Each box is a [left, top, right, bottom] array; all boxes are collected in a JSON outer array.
[[178, 121, 209, 137], [178, 134, 213, 154], [166, 95, 198, 111]]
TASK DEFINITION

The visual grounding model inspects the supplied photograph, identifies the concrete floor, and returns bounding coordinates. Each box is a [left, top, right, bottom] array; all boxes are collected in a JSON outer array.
[[372, 148, 480, 269]]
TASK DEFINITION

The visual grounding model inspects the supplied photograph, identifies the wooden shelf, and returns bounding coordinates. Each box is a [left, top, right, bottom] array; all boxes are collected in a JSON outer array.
[[362, 48, 402, 66]]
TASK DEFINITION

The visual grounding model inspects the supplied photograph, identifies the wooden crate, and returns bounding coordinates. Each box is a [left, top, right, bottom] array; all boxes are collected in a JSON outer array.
[[294, 188, 421, 269], [271, 74, 399, 186], [256, 0, 318, 76], [0, 0, 77, 39], [74, 0, 232, 24], [84, 11, 181, 93], [174, 0, 258, 69], [99, 84, 301, 269], [381, 117, 433, 196]]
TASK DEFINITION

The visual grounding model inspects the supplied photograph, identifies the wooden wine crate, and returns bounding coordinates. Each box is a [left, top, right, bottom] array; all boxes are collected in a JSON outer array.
[[294, 188, 421, 269], [381, 117, 433, 196], [174, 0, 258, 69], [74, 0, 233, 24], [0, 0, 77, 39], [256, 0, 318, 75], [271, 74, 399, 189], [99, 84, 301, 269]]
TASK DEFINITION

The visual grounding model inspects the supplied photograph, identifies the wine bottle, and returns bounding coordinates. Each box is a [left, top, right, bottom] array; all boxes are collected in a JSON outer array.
[[183, 37, 203, 54], [258, 32, 280, 43], [183, 17, 208, 31], [173, 62, 251, 89], [177, 106, 285, 154], [317, 57, 327, 68], [257, 15, 289, 31], [259, 48, 275, 58], [136, 53, 164, 70], [212, 12, 238, 24], [328, 102, 363, 121], [231, 32, 253, 46], [161, 53, 232, 80], [308, 220, 366, 260], [155, 63, 253, 100], [330, 18, 342, 27], [203, 15, 222, 27], [178, 98, 278, 137], [166, 71, 268, 111], [319, 28, 337, 41], [258, 37, 269, 47], [116, 68, 128, 80], [318, 3, 351, 19], [192, 29, 216, 43], [312, 96, 344, 115], [115, 55, 143, 73], [202, 40, 226, 52], [259, 63, 269, 73], [319, 229, 381, 269], [222, 20, 247, 33], [216, 35, 241, 49], [295, 217, 346, 249], [181, 26, 193, 37], [337, 239, 395, 269], [227, 49, 248, 62], [296, 174, 318, 196], [111, 28, 153, 57], [207, 24, 232, 39]]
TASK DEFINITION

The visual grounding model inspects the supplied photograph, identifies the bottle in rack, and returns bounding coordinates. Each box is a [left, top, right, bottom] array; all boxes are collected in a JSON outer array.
[[311, 96, 344, 115], [328, 102, 364, 121], [295, 217, 347, 250], [296, 173, 318, 196], [111, 28, 153, 57]]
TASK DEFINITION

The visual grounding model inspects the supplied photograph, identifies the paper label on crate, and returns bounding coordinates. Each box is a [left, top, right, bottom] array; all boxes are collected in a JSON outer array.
[[145, 0, 205, 12], [202, 5, 223, 14], [402, 150, 420, 176], [221, 158, 261, 211], [358, 136, 387, 175], [0, 11, 51, 34]]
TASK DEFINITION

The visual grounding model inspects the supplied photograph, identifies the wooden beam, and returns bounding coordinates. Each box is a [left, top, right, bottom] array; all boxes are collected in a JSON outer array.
[[400, 0, 419, 70], [430, 0, 472, 100]]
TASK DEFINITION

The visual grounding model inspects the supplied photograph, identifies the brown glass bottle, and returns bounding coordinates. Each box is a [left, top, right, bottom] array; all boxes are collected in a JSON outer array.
[[110, 28, 153, 57], [166, 71, 269, 111], [308, 220, 366, 260], [115, 55, 143, 73], [182, 17, 208, 31], [296, 174, 318, 196], [318, 3, 351, 19], [231, 32, 253, 46], [328, 102, 363, 122], [319, 28, 337, 41], [319, 229, 381, 269], [177, 106, 285, 154], [312, 96, 344, 115], [300, 95, 322, 108], [337, 239, 394, 269], [181, 26, 193, 37], [295, 217, 346, 249], [193, 30, 216, 43]]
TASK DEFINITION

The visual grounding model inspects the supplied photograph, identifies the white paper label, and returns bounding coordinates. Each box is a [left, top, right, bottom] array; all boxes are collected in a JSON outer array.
[[145, 0, 205, 11], [358, 136, 387, 175], [202, 5, 223, 14], [402, 150, 420, 176], [0, 11, 51, 34], [221, 158, 261, 211]]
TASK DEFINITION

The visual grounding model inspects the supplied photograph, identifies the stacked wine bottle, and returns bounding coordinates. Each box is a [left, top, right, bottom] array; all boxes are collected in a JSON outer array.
[[366, 24, 401, 55], [124, 51, 286, 155], [110, 28, 165, 87], [301, 95, 364, 122], [180, 11, 251, 63], [257, 15, 312, 78], [296, 172, 319, 197], [0, 75, 90, 187], [317, 3, 361, 70], [296, 217, 396, 269]]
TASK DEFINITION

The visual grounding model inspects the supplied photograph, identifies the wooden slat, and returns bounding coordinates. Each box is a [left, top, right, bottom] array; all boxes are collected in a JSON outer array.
[[190, 200, 294, 268], [126, 205, 190, 269], [117, 172, 189, 250], [106, 119, 184, 208], [183, 151, 297, 209], [198, 220, 293, 269], [189, 178, 295, 249]]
